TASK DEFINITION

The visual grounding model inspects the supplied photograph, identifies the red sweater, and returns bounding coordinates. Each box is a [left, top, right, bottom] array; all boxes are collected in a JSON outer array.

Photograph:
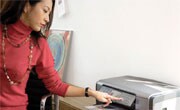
[[0, 20, 69, 110]]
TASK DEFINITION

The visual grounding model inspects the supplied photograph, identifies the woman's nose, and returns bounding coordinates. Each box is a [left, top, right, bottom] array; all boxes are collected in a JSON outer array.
[[45, 15, 49, 23]]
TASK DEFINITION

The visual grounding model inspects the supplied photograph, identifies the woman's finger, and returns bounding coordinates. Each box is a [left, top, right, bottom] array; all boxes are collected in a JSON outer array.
[[105, 93, 123, 101], [110, 95, 123, 101], [103, 98, 111, 107]]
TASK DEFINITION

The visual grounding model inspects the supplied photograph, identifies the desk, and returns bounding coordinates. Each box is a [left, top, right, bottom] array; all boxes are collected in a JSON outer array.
[[59, 97, 96, 110]]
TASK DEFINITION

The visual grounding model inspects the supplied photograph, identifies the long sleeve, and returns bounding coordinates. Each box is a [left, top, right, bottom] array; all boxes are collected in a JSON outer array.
[[35, 38, 69, 97]]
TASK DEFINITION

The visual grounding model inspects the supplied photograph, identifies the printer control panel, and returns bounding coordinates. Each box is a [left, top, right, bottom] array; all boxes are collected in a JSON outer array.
[[99, 86, 136, 108]]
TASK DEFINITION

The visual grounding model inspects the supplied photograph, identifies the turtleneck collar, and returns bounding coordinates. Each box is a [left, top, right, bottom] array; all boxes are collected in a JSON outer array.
[[7, 20, 32, 39]]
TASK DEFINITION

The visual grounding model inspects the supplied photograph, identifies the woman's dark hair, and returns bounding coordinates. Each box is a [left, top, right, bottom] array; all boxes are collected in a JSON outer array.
[[0, 0, 55, 40]]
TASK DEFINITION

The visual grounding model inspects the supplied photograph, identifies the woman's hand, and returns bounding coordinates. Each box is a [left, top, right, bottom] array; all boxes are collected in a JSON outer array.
[[89, 89, 123, 107]]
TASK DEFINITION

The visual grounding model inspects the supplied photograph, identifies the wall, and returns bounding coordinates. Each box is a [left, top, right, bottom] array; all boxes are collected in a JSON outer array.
[[51, 0, 180, 89]]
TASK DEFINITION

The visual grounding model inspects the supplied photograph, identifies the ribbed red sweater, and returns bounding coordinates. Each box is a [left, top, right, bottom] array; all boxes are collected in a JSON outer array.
[[0, 20, 69, 110]]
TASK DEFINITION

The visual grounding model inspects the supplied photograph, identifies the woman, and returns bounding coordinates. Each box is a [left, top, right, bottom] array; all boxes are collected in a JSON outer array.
[[0, 0, 121, 110]]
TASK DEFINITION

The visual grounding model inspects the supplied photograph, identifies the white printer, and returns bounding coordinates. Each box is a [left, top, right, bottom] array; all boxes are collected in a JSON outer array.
[[96, 76, 180, 110]]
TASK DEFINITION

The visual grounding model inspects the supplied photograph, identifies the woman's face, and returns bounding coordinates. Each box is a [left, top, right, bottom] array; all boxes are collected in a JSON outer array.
[[21, 0, 52, 31]]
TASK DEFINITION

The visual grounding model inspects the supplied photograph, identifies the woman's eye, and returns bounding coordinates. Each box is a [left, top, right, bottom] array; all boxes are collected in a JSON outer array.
[[44, 10, 48, 13]]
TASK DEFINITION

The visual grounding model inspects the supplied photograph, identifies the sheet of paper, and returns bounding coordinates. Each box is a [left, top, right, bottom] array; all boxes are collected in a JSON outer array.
[[57, 0, 66, 17], [85, 104, 126, 110]]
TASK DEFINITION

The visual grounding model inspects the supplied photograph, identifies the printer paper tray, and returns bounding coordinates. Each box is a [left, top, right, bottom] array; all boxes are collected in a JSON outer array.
[[85, 104, 130, 110]]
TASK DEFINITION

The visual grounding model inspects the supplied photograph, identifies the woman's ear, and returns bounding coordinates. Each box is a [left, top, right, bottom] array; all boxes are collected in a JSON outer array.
[[23, 2, 31, 13]]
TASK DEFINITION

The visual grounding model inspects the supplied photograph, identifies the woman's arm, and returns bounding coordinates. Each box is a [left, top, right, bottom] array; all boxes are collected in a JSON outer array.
[[65, 85, 122, 107]]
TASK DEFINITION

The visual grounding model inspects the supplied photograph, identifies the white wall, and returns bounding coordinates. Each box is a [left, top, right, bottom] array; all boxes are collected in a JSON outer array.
[[51, 0, 180, 89]]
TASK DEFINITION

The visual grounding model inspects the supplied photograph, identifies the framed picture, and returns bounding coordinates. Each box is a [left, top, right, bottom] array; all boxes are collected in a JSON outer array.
[[47, 30, 72, 78]]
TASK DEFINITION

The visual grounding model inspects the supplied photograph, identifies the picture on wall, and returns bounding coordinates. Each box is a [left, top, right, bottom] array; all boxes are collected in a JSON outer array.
[[47, 30, 72, 78]]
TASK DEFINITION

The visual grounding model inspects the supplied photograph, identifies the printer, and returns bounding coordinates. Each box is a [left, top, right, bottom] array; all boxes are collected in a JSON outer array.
[[96, 76, 180, 110]]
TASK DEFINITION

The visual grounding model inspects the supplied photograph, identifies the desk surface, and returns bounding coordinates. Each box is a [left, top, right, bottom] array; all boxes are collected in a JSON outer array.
[[59, 97, 96, 110]]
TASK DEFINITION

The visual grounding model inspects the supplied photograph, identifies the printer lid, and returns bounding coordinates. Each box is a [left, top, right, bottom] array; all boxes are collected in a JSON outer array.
[[97, 75, 179, 98]]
